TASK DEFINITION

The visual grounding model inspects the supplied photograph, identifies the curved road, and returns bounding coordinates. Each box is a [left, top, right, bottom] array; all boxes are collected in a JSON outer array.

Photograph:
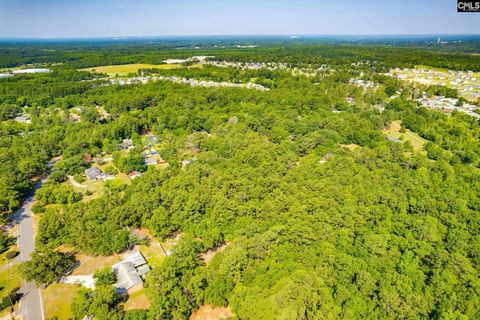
[[13, 182, 45, 320]]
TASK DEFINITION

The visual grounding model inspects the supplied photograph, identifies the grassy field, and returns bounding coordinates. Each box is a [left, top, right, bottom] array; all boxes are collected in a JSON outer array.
[[124, 286, 150, 311], [0, 264, 21, 299], [79, 63, 179, 75], [138, 242, 167, 269], [67, 177, 105, 202], [42, 283, 79, 319], [383, 120, 427, 152]]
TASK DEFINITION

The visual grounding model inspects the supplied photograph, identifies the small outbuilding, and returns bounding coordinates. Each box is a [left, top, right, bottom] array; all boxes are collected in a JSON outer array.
[[121, 139, 134, 151], [128, 171, 142, 180], [387, 135, 401, 143]]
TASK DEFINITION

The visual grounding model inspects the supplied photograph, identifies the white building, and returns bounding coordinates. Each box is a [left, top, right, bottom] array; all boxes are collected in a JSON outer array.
[[12, 68, 50, 74]]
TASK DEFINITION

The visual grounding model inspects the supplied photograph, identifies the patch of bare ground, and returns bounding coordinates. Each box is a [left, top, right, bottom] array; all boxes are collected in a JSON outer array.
[[341, 143, 360, 152], [54, 245, 124, 275], [202, 244, 227, 265], [189, 305, 233, 320]]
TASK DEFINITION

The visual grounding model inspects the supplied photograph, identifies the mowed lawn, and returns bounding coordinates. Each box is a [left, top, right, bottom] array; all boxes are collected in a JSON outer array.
[[0, 265, 21, 299], [383, 120, 427, 152], [42, 283, 79, 319], [80, 63, 178, 75], [124, 286, 150, 311]]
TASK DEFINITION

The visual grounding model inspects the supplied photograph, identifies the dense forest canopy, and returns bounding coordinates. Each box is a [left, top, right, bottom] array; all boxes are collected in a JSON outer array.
[[1, 36, 480, 70], [1, 40, 480, 319]]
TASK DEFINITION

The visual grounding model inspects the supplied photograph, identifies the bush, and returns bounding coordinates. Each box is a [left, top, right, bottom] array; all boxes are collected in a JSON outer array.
[[103, 165, 118, 175], [74, 173, 86, 183], [31, 202, 45, 214], [48, 170, 66, 183], [5, 251, 19, 260], [0, 232, 14, 254]]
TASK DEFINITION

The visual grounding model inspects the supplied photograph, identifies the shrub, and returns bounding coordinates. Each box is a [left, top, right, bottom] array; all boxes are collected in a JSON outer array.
[[5, 251, 19, 260]]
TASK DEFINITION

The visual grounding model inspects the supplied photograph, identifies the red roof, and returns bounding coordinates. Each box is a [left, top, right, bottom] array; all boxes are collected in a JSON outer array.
[[128, 171, 142, 179]]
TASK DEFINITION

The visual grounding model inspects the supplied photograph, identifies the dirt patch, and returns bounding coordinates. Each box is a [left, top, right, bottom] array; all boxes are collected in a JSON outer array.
[[202, 244, 227, 265], [71, 253, 122, 275], [341, 144, 360, 152], [190, 305, 233, 320]]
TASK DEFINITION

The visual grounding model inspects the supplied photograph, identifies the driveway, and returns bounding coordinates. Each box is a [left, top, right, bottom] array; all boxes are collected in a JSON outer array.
[[12, 182, 45, 320], [67, 175, 87, 188]]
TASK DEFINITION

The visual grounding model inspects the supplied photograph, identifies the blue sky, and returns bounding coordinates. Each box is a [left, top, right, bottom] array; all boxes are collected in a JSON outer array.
[[0, 0, 479, 38]]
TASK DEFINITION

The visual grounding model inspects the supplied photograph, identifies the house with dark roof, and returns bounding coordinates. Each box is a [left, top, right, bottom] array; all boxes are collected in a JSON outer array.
[[84, 167, 103, 180], [112, 251, 150, 291], [145, 157, 158, 166]]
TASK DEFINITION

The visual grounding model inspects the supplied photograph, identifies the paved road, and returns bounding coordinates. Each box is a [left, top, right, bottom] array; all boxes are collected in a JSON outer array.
[[13, 183, 45, 320]]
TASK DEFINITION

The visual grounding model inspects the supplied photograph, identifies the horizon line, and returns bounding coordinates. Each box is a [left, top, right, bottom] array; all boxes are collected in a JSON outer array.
[[1, 33, 480, 41]]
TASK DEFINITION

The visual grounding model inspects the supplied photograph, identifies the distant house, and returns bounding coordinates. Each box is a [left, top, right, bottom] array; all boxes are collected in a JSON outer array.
[[162, 59, 187, 64], [12, 68, 50, 74], [143, 147, 159, 157], [84, 167, 103, 180], [128, 171, 142, 180], [14, 115, 31, 124], [145, 158, 158, 166], [112, 251, 150, 291], [387, 135, 401, 143], [121, 139, 134, 151]]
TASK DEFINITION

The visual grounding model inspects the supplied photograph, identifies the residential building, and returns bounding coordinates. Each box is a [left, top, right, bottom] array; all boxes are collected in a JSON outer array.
[[84, 167, 103, 180], [112, 251, 150, 291]]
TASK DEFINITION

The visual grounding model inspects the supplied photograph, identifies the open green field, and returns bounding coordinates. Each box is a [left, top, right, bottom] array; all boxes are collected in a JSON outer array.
[[383, 120, 427, 152], [42, 283, 78, 319], [0, 265, 21, 299], [124, 286, 150, 311], [79, 63, 179, 75]]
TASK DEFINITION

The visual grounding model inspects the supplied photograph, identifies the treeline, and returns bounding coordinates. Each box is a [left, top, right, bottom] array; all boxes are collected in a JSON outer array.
[[1, 42, 480, 71]]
